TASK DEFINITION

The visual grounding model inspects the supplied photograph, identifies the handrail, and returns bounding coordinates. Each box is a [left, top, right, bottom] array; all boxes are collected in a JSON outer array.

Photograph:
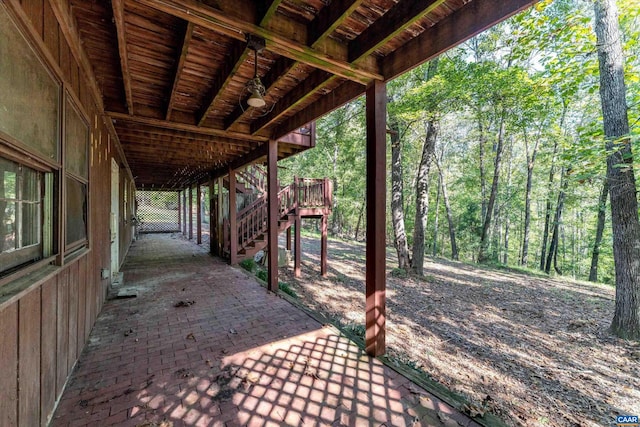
[[232, 176, 333, 252]]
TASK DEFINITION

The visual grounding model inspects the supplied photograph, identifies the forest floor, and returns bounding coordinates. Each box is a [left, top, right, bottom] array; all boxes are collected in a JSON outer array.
[[276, 233, 640, 427]]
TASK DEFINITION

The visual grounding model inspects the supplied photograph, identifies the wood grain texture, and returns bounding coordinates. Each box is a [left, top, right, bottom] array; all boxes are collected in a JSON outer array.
[[0, 304, 18, 427], [40, 277, 57, 427], [19, 288, 42, 427]]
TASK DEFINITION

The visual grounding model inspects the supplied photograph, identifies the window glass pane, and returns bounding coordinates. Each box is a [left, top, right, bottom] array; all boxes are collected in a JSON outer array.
[[0, 7, 59, 161], [21, 202, 40, 247], [65, 98, 88, 179], [66, 177, 87, 246], [1, 201, 16, 252], [22, 167, 40, 201], [1, 157, 18, 199]]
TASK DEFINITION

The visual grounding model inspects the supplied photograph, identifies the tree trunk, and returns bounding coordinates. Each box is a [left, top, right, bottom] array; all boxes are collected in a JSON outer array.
[[433, 173, 441, 256], [540, 137, 560, 271], [478, 118, 488, 221], [594, 0, 640, 339], [390, 119, 411, 269], [355, 196, 365, 241], [545, 168, 568, 275], [478, 110, 506, 263], [436, 157, 459, 260], [589, 179, 609, 282], [521, 131, 539, 266], [412, 58, 439, 275]]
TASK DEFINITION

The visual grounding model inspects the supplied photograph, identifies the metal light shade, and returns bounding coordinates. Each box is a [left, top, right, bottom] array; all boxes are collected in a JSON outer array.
[[247, 87, 266, 108]]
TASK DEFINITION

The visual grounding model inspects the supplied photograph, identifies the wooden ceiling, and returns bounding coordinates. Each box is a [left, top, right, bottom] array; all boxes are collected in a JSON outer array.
[[69, 0, 534, 189]]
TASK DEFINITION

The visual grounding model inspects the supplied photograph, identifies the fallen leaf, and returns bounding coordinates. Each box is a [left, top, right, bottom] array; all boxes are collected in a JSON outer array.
[[186, 333, 196, 341]]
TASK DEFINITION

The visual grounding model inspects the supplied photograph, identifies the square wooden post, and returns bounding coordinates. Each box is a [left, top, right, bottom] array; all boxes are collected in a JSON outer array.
[[188, 187, 193, 239], [321, 215, 328, 277], [229, 169, 238, 264], [267, 139, 279, 292], [286, 227, 292, 251], [177, 190, 182, 233], [217, 177, 224, 256], [294, 215, 301, 277], [209, 178, 217, 255], [182, 190, 187, 235], [366, 80, 386, 357], [196, 184, 202, 244]]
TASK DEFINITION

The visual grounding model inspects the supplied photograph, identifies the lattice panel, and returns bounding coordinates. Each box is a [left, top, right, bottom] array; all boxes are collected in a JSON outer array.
[[135, 190, 180, 233]]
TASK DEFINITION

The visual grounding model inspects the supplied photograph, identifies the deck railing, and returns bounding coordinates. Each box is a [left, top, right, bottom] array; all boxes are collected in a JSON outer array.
[[229, 176, 332, 252]]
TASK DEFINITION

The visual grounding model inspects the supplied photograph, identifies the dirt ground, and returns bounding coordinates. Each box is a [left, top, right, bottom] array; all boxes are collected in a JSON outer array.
[[275, 234, 640, 427]]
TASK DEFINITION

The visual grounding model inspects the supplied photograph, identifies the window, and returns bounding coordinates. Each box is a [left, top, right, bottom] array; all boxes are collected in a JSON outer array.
[[0, 157, 44, 275], [64, 96, 89, 251]]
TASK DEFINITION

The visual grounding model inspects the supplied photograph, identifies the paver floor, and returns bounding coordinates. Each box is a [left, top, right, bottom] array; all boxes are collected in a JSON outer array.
[[51, 234, 479, 427]]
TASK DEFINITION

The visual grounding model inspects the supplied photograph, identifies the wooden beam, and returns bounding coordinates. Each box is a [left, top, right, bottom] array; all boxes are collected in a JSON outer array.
[[217, 177, 224, 256], [257, 0, 284, 26], [107, 111, 269, 142], [267, 139, 279, 292], [321, 214, 328, 276], [382, 0, 536, 80], [308, 0, 364, 47], [274, 80, 364, 140], [365, 80, 386, 357], [198, 40, 248, 126], [228, 169, 238, 264], [111, 0, 134, 115], [137, 0, 381, 84], [348, 0, 447, 62], [166, 22, 194, 120], [210, 143, 268, 179]]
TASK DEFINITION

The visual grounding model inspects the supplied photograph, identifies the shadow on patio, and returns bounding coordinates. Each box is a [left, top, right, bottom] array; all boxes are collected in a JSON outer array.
[[51, 234, 478, 427]]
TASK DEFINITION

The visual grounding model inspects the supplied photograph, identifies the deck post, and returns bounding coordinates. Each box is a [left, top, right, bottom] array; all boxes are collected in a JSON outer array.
[[210, 178, 217, 255], [365, 79, 386, 357], [188, 187, 193, 240], [294, 177, 301, 277], [183, 190, 187, 235], [286, 226, 292, 251], [217, 177, 224, 256], [196, 184, 202, 244], [267, 139, 279, 292], [229, 169, 238, 264], [321, 214, 328, 276], [177, 190, 182, 233]]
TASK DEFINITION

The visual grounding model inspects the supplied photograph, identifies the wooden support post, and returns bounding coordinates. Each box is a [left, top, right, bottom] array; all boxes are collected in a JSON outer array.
[[321, 214, 328, 276], [177, 190, 182, 233], [267, 139, 279, 292], [188, 187, 193, 240], [210, 179, 217, 255], [286, 226, 292, 251], [196, 184, 202, 244], [294, 215, 301, 277], [229, 169, 238, 264], [217, 177, 224, 256], [365, 80, 386, 357]]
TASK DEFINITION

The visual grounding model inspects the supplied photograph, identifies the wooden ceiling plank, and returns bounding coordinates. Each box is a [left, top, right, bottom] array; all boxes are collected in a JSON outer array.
[[382, 0, 536, 80], [137, 0, 381, 84], [308, 0, 364, 47], [107, 111, 269, 142], [166, 22, 194, 120], [111, 0, 134, 115], [210, 143, 268, 179], [197, 39, 248, 126], [348, 0, 448, 62], [258, 0, 285, 26]]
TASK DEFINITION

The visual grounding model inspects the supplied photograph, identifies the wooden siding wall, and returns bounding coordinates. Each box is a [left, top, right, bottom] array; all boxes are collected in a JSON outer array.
[[0, 1, 133, 426]]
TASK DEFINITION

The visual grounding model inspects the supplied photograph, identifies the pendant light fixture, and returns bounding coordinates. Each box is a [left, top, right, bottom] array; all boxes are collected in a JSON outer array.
[[244, 35, 267, 109]]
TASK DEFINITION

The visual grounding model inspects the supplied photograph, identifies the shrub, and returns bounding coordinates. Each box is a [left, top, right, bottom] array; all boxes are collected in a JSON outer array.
[[279, 282, 297, 298], [239, 258, 256, 273]]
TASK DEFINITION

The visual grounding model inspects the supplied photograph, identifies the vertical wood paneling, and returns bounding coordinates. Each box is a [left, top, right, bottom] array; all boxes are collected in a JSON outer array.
[[20, 0, 44, 39], [0, 305, 19, 427], [40, 277, 57, 427], [68, 262, 79, 369], [58, 34, 71, 83], [43, 0, 59, 64], [55, 268, 69, 395], [77, 257, 87, 346], [19, 289, 42, 427]]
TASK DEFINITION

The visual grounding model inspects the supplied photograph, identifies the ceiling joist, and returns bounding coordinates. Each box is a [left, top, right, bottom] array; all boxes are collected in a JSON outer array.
[[111, 0, 134, 115], [166, 22, 194, 120]]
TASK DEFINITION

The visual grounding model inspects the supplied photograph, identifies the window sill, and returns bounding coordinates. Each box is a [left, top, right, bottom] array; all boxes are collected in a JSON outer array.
[[0, 262, 59, 311]]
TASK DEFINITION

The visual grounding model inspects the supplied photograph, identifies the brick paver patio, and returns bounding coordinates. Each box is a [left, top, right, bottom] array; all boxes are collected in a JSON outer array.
[[51, 234, 479, 427]]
